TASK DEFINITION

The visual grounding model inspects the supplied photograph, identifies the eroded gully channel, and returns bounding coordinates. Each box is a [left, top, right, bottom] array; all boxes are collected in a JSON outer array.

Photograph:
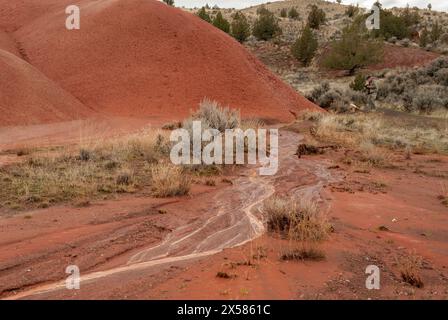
[[8, 130, 340, 299]]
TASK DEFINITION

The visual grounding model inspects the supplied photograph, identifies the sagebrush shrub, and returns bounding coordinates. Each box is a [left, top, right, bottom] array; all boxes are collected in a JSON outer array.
[[375, 57, 448, 114], [186, 98, 240, 133]]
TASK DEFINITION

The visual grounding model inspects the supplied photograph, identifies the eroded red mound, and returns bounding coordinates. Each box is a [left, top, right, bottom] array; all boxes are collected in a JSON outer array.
[[368, 44, 440, 70], [0, 49, 92, 126], [0, 0, 319, 126]]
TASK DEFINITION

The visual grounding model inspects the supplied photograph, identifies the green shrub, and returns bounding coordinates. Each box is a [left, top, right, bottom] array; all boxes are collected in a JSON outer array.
[[197, 7, 211, 23], [280, 8, 287, 18], [256, 5, 270, 16], [212, 12, 230, 33], [373, 9, 409, 40], [345, 5, 359, 18], [400, 5, 420, 27], [350, 74, 366, 91], [307, 5, 326, 29], [323, 19, 383, 75], [291, 25, 318, 66], [288, 8, 299, 20], [431, 21, 442, 42], [231, 12, 250, 43], [420, 27, 430, 47], [162, 0, 174, 6], [253, 9, 282, 40]]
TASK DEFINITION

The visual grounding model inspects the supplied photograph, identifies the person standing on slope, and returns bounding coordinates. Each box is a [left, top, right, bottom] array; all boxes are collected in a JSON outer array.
[[364, 76, 377, 111]]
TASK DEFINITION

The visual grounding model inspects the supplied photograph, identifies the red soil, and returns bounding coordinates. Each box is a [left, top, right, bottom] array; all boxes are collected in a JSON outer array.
[[2, 132, 447, 300], [0, 0, 319, 128], [0, 49, 93, 126], [0, 30, 19, 57], [368, 44, 440, 71]]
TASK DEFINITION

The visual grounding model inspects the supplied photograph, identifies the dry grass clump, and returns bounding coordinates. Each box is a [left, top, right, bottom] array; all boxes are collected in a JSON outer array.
[[150, 163, 191, 197], [16, 148, 31, 157], [216, 271, 237, 279], [263, 196, 330, 242], [0, 130, 181, 211], [304, 111, 448, 155], [240, 118, 265, 131], [396, 251, 424, 288], [280, 246, 325, 261], [358, 141, 393, 167], [162, 121, 182, 130], [263, 195, 329, 262], [0, 155, 135, 210]]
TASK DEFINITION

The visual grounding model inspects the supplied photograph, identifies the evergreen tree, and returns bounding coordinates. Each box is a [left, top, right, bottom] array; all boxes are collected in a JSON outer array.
[[288, 8, 299, 20], [231, 12, 251, 43], [253, 9, 282, 40], [420, 27, 430, 47], [323, 19, 383, 75], [197, 7, 211, 23], [280, 8, 287, 18], [307, 5, 326, 29], [345, 5, 359, 18], [401, 5, 420, 27], [373, 8, 409, 40], [291, 25, 318, 66], [163, 0, 174, 6], [213, 12, 230, 33], [430, 21, 442, 42]]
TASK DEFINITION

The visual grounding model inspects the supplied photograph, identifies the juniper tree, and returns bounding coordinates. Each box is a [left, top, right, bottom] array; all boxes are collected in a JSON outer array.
[[291, 25, 318, 66], [213, 12, 230, 33], [307, 5, 326, 29], [163, 0, 174, 6], [231, 12, 250, 43], [253, 9, 282, 40], [197, 7, 211, 23], [288, 8, 299, 20], [323, 19, 383, 75]]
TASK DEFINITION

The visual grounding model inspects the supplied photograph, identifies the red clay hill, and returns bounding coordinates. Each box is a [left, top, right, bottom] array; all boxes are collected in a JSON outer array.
[[0, 0, 319, 127], [0, 49, 93, 126]]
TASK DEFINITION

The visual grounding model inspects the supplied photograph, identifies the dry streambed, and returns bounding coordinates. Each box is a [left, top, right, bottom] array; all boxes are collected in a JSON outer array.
[[4, 130, 339, 299]]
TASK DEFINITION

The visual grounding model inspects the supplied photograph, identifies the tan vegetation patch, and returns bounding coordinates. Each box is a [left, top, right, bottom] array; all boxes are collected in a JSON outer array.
[[302, 111, 448, 156], [396, 251, 424, 288], [263, 195, 331, 262], [263, 196, 330, 242], [280, 246, 325, 261], [0, 130, 175, 211], [151, 163, 191, 198]]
